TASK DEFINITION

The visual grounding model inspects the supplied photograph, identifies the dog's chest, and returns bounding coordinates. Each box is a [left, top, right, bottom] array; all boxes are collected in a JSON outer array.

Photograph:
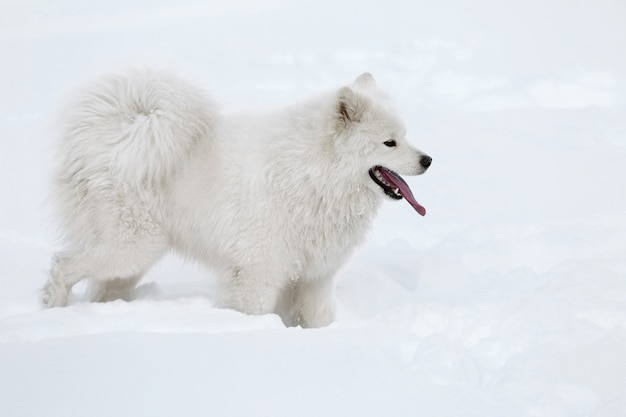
[[287, 191, 381, 269]]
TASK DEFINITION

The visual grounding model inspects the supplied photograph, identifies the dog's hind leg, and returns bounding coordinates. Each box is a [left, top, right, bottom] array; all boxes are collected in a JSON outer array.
[[42, 239, 167, 308], [43, 251, 92, 307], [87, 275, 143, 303]]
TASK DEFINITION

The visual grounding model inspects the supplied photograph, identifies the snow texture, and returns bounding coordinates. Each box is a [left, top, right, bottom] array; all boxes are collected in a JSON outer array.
[[1, 1, 626, 416]]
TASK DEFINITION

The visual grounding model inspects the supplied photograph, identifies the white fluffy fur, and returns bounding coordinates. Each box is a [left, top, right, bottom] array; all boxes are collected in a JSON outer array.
[[43, 69, 429, 328]]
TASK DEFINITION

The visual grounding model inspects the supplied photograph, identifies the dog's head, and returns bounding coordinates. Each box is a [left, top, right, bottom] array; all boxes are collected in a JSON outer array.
[[332, 73, 431, 215]]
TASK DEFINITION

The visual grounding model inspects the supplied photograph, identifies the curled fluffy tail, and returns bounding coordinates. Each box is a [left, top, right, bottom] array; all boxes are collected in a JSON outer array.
[[55, 69, 217, 190]]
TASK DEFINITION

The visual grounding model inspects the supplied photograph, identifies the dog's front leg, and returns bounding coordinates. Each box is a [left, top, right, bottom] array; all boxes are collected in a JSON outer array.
[[290, 275, 337, 328], [218, 265, 284, 317]]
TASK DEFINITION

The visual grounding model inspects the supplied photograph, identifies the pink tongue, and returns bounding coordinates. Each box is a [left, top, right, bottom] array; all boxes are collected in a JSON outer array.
[[380, 168, 426, 216]]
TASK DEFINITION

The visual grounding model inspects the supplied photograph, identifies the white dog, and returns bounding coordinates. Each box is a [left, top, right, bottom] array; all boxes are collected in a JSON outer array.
[[43, 70, 431, 328]]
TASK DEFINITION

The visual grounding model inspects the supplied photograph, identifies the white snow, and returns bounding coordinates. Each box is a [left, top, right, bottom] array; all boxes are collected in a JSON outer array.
[[1, 1, 626, 416]]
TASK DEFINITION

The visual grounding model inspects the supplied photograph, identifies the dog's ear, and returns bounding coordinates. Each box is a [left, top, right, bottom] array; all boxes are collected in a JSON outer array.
[[353, 72, 376, 89], [336, 86, 368, 127]]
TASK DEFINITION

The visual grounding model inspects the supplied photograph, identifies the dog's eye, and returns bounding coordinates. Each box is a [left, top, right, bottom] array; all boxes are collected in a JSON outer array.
[[383, 139, 397, 147]]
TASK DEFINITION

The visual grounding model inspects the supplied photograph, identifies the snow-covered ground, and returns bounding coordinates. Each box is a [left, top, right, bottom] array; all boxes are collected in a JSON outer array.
[[1, 1, 626, 416]]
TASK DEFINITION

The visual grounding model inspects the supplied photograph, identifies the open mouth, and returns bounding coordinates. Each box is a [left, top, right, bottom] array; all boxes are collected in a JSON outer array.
[[369, 166, 426, 216]]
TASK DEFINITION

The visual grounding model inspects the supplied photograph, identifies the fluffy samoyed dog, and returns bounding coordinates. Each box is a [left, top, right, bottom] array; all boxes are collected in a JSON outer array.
[[43, 70, 431, 328]]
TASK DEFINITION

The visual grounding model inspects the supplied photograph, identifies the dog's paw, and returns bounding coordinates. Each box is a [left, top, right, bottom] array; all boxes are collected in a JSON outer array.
[[41, 282, 69, 308], [298, 305, 336, 329]]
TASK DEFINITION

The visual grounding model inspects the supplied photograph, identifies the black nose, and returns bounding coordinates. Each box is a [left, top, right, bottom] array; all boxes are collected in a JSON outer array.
[[420, 155, 432, 169]]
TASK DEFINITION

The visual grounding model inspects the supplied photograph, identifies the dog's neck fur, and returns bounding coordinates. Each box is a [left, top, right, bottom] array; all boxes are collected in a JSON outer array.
[[259, 94, 383, 259]]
